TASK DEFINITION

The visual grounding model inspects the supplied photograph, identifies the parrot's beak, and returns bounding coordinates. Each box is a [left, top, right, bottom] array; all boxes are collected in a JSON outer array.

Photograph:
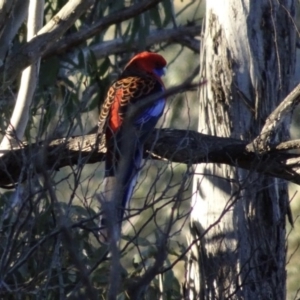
[[154, 67, 167, 77]]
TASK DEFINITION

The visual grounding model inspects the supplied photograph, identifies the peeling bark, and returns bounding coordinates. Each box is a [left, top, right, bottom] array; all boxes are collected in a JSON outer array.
[[187, 1, 296, 299]]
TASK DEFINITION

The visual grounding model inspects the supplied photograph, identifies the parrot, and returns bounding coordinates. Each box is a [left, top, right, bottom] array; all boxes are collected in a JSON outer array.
[[98, 51, 167, 238]]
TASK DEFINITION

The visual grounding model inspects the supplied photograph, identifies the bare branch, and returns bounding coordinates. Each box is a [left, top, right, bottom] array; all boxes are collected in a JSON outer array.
[[39, 159, 98, 299], [274, 139, 300, 151], [126, 172, 189, 298], [88, 26, 201, 59], [0, 0, 166, 84], [249, 83, 300, 151], [0, 0, 94, 84], [43, 0, 164, 58], [172, 34, 201, 52], [126, 80, 201, 125], [0, 0, 44, 152]]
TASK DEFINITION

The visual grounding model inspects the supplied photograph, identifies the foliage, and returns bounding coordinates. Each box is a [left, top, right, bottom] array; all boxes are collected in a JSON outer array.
[[1, 0, 300, 299], [0, 0, 202, 298]]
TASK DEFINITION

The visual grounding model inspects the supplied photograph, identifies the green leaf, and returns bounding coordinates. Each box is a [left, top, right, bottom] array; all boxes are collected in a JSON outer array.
[[162, 259, 181, 298], [98, 57, 111, 77], [137, 13, 150, 49], [122, 21, 132, 40], [150, 6, 162, 28], [81, 93, 99, 113], [129, 17, 140, 44], [132, 253, 143, 268], [38, 97, 58, 136], [77, 49, 87, 74], [117, 293, 126, 300], [162, 0, 173, 27], [39, 56, 60, 88]]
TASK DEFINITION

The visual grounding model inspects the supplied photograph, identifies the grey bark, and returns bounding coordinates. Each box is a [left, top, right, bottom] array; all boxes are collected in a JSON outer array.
[[187, 1, 296, 299]]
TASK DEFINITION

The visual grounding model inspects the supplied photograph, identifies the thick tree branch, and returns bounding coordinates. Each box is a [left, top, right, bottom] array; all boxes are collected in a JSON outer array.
[[0, 129, 300, 188], [1, 76, 299, 186]]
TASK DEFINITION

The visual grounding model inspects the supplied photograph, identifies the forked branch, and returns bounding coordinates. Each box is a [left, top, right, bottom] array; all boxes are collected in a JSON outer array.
[[0, 129, 299, 187], [1, 80, 300, 186]]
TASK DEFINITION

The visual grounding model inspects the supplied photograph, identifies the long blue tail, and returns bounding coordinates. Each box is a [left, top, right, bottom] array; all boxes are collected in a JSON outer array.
[[100, 142, 143, 239]]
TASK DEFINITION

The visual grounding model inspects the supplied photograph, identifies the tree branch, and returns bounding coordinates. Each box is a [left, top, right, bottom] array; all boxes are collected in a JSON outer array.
[[0, 0, 94, 84], [0, 0, 44, 152], [0, 129, 300, 188], [43, 0, 164, 59], [1, 75, 300, 186], [249, 82, 300, 151], [88, 25, 201, 59]]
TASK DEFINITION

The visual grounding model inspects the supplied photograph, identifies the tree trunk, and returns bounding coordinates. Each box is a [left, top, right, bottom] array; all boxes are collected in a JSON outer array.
[[185, 1, 296, 299]]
